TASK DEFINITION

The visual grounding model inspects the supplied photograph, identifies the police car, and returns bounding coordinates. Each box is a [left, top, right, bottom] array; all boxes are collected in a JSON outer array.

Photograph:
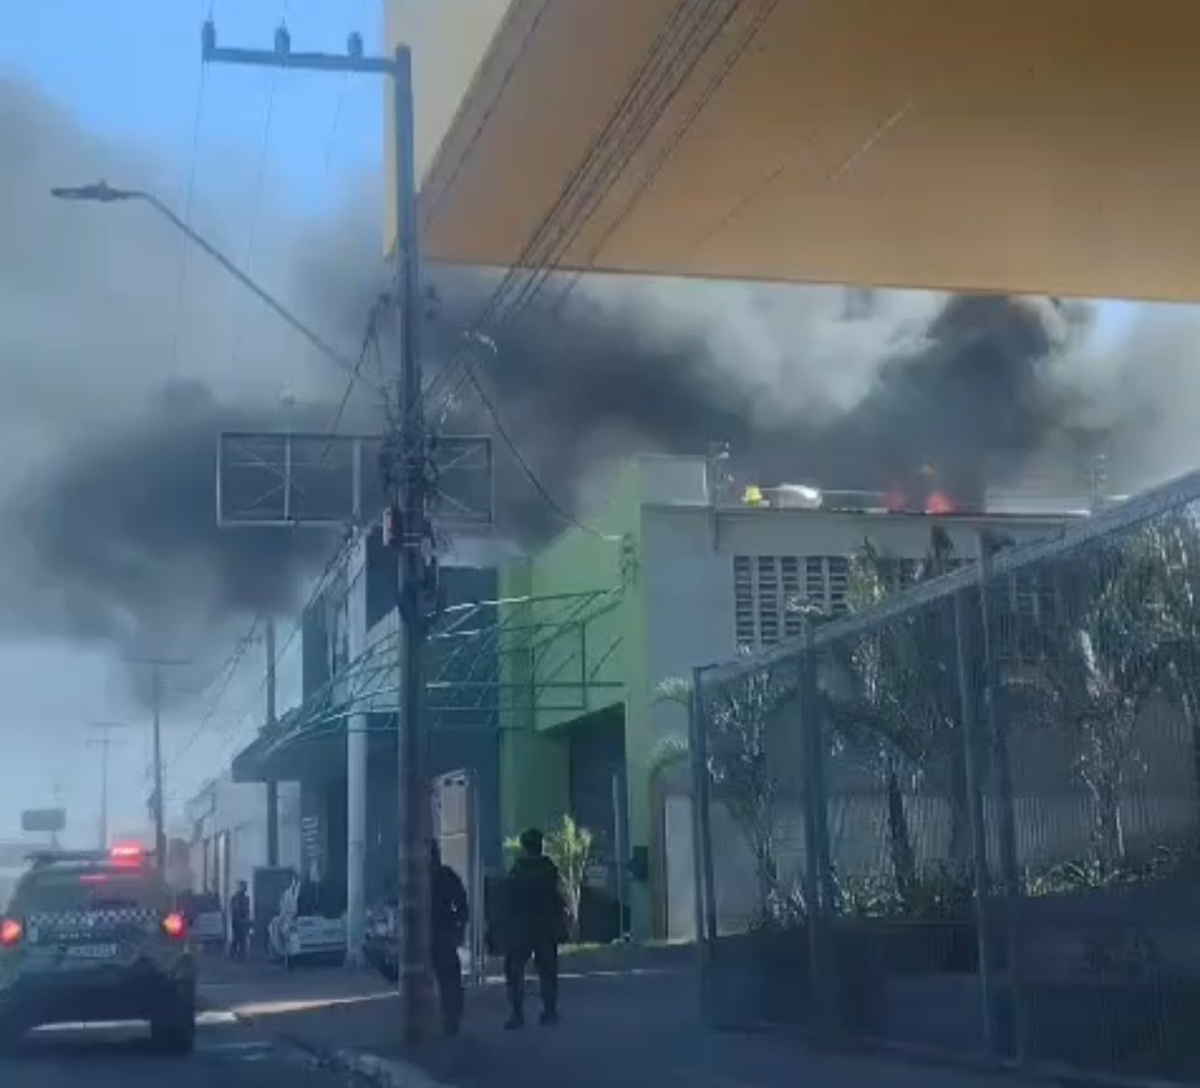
[[0, 844, 196, 1054]]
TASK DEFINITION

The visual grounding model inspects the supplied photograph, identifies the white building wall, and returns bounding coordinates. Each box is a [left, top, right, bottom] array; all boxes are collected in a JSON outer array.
[[185, 773, 301, 909], [640, 501, 1081, 938]]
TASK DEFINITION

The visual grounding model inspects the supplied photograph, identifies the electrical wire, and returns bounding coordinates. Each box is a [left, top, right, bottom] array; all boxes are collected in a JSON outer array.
[[459, 355, 617, 542], [317, 295, 387, 466], [550, 0, 780, 312], [417, 0, 555, 232], [425, 2, 747, 537], [166, 9, 210, 380], [433, 2, 764, 432], [223, 71, 280, 378], [170, 307, 386, 777], [496, 0, 737, 324], [423, 0, 730, 415], [178, 1, 743, 780], [166, 617, 262, 768]]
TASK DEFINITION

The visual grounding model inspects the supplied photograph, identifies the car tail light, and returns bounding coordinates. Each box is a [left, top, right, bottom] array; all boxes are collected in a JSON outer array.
[[0, 919, 22, 948], [162, 912, 187, 940]]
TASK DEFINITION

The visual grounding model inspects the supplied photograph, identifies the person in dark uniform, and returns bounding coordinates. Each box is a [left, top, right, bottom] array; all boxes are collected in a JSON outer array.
[[229, 881, 250, 961], [503, 828, 565, 1029], [430, 840, 469, 1035]]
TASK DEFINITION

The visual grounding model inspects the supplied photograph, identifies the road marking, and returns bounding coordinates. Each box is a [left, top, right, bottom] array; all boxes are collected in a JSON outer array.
[[30, 1009, 236, 1033]]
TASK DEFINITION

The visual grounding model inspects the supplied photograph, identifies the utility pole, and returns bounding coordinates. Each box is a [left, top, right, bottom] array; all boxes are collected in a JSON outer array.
[[126, 658, 189, 865], [264, 618, 279, 867], [202, 19, 438, 1041], [88, 723, 132, 851]]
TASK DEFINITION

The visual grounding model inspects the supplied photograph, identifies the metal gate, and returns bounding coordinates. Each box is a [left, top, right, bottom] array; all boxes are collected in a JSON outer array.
[[431, 769, 485, 985]]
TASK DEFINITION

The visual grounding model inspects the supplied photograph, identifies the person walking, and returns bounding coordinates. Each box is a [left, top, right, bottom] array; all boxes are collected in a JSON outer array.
[[430, 840, 470, 1035], [229, 880, 251, 962], [503, 827, 565, 1029]]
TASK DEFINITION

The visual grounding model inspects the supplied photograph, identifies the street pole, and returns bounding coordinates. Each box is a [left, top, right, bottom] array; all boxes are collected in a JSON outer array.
[[88, 723, 131, 851], [151, 667, 166, 864], [264, 618, 280, 868], [126, 658, 189, 865], [201, 20, 438, 1041]]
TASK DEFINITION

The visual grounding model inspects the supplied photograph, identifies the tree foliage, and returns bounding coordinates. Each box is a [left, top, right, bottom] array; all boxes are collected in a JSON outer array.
[[1005, 515, 1200, 866], [655, 649, 799, 922], [821, 529, 968, 904]]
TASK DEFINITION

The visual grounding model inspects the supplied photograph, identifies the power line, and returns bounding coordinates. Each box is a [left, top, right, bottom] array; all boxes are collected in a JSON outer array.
[[550, 0, 779, 312], [427, 3, 750, 538], [166, 617, 261, 770], [460, 355, 616, 542], [497, 0, 737, 323], [169, 279, 385, 782], [423, 0, 730, 416], [224, 67, 280, 377], [166, 12, 210, 380]]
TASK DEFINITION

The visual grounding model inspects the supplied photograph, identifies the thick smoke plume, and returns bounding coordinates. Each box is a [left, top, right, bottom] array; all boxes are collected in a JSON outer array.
[[5, 72, 1200, 684], [0, 75, 382, 670]]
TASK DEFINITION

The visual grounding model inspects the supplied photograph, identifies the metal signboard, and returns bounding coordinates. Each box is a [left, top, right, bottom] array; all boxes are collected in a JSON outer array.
[[216, 431, 494, 529], [20, 808, 66, 834]]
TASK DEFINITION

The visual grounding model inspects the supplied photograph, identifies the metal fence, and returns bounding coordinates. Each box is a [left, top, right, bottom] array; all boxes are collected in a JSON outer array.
[[692, 468, 1200, 1082]]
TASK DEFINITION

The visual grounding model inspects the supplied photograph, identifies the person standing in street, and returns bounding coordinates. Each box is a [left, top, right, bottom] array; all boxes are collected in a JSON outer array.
[[503, 827, 565, 1029], [430, 840, 470, 1035], [229, 880, 251, 961]]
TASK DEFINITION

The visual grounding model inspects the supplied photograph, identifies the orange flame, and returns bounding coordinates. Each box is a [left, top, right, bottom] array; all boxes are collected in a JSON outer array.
[[925, 491, 956, 515]]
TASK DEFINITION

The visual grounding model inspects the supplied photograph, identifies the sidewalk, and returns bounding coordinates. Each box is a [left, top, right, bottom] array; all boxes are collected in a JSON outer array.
[[197, 952, 1036, 1088]]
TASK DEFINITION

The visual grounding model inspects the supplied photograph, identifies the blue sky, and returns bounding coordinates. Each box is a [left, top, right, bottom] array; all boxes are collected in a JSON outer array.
[[2, 0, 384, 211]]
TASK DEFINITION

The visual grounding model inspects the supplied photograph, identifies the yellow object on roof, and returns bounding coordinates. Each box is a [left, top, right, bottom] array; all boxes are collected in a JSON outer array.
[[743, 485, 766, 507]]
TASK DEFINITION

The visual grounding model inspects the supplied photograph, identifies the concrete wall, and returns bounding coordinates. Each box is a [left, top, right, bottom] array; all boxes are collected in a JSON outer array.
[[499, 453, 1085, 939], [642, 491, 1081, 939], [188, 773, 301, 908], [498, 461, 643, 837]]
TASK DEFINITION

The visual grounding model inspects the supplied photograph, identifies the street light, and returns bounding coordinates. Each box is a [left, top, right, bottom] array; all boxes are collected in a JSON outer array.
[[49, 181, 374, 388]]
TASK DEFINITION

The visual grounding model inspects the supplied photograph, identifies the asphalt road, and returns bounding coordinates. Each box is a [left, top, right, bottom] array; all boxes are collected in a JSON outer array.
[[0, 1009, 364, 1088]]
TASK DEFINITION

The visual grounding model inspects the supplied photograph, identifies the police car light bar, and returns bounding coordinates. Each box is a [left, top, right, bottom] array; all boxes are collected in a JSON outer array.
[[25, 845, 156, 866]]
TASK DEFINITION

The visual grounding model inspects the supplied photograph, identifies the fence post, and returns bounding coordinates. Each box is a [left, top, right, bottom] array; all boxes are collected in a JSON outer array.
[[977, 531, 1028, 1065], [800, 624, 836, 1028], [952, 588, 998, 1057], [689, 664, 719, 1016]]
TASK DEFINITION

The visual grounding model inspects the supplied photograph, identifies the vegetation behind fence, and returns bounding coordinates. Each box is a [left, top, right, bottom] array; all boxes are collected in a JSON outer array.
[[693, 468, 1200, 1080]]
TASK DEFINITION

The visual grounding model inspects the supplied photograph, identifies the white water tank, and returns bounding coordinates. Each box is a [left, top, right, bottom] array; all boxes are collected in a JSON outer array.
[[774, 484, 823, 509]]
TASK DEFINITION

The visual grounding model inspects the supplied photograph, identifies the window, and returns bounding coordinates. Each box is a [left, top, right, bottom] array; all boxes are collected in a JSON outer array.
[[733, 554, 852, 648]]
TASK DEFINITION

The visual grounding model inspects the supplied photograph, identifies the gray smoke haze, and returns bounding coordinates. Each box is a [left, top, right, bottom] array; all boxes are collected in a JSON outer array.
[[0, 75, 383, 682], [6, 71, 1200, 694]]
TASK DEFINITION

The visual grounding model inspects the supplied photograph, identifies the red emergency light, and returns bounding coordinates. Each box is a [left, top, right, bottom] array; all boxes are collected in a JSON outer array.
[[110, 843, 147, 866]]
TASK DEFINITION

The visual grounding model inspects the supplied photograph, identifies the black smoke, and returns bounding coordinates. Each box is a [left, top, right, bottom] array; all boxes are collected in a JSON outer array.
[[422, 273, 1098, 537], [0, 73, 1175, 668], [0, 267, 1102, 657]]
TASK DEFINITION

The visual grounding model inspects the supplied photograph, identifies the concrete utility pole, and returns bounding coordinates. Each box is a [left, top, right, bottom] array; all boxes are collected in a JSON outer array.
[[88, 723, 132, 851], [264, 618, 279, 867], [126, 658, 189, 865], [202, 19, 438, 1041]]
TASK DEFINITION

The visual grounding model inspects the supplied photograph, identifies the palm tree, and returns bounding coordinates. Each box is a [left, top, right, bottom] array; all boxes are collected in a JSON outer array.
[[822, 531, 959, 905], [1004, 526, 1181, 867], [654, 652, 798, 922]]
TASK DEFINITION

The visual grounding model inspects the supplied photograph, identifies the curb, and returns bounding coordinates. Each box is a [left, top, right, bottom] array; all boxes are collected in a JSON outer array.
[[201, 992, 451, 1088], [323, 1046, 448, 1088]]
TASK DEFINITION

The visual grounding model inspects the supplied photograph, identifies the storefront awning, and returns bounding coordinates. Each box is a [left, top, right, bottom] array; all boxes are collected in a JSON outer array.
[[402, 0, 1200, 302]]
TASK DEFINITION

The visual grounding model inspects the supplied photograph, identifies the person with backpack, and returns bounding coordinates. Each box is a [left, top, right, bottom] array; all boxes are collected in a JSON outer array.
[[503, 827, 566, 1029]]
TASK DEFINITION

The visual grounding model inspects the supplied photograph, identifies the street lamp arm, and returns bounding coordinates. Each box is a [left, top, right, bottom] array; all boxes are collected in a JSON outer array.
[[50, 181, 373, 387]]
